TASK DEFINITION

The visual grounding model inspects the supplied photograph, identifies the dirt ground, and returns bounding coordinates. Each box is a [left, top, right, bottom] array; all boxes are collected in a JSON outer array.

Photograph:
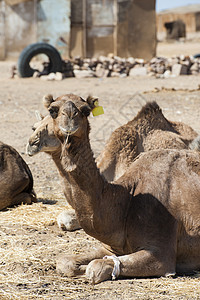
[[0, 40, 200, 299]]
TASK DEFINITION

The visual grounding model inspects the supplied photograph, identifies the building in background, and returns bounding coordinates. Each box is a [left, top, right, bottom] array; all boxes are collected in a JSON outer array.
[[0, 0, 156, 61], [157, 4, 200, 40]]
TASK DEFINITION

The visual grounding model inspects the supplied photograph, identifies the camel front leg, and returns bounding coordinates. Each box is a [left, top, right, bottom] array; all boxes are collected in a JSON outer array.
[[85, 249, 176, 284], [56, 245, 113, 277]]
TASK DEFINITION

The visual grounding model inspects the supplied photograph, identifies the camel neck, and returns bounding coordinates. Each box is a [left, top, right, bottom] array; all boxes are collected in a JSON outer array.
[[61, 137, 104, 192], [50, 149, 67, 177], [60, 136, 129, 245]]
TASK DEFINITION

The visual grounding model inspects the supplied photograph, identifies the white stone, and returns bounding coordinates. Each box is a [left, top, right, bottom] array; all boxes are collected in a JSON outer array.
[[129, 66, 147, 77], [74, 70, 95, 78], [172, 64, 188, 76], [57, 209, 81, 231], [163, 70, 171, 78], [55, 72, 63, 81]]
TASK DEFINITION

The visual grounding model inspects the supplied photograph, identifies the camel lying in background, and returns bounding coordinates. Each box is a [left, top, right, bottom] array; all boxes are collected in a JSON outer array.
[[27, 97, 198, 231], [97, 102, 198, 181], [0, 141, 37, 210], [26, 96, 197, 231], [45, 93, 200, 284]]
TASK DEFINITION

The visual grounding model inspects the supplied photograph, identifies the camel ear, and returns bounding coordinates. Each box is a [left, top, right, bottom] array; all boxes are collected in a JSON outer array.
[[86, 95, 104, 117], [35, 110, 44, 121], [43, 94, 55, 109], [49, 105, 59, 119], [86, 95, 98, 110]]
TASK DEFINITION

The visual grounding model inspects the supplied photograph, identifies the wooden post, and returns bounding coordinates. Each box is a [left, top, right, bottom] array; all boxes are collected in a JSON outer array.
[[82, 0, 87, 58], [33, 0, 37, 42], [113, 0, 118, 56], [0, 0, 5, 60]]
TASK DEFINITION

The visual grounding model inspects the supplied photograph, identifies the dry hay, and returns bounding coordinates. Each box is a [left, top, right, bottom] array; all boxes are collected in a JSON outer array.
[[0, 66, 200, 298], [0, 202, 199, 299]]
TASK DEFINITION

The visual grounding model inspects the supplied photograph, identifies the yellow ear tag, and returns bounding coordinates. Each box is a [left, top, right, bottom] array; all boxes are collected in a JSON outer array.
[[92, 100, 104, 117]]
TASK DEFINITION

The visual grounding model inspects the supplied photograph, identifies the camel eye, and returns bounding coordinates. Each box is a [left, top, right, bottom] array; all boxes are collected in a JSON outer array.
[[32, 126, 36, 131], [73, 111, 78, 117]]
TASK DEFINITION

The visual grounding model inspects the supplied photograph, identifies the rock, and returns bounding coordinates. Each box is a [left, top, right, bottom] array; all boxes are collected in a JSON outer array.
[[16, 53, 200, 79], [110, 71, 120, 77], [95, 67, 109, 78], [135, 58, 144, 64], [33, 71, 40, 78], [190, 63, 199, 72], [40, 75, 49, 81], [156, 65, 165, 74], [55, 72, 63, 81], [163, 70, 172, 78], [129, 66, 147, 77], [127, 57, 135, 64], [57, 209, 81, 231], [74, 69, 95, 78], [172, 64, 188, 76]]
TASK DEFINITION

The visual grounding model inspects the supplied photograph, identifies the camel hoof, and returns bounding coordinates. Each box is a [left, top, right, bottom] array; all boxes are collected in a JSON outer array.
[[85, 259, 114, 284], [57, 209, 81, 231]]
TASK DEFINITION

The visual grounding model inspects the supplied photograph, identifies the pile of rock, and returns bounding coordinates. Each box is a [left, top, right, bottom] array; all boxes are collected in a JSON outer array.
[[29, 54, 200, 80]]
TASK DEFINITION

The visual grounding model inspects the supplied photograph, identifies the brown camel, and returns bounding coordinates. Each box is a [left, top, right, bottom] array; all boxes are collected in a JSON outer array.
[[27, 97, 198, 231], [27, 97, 198, 182], [96, 102, 198, 181], [27, 101, 80, 231], [0, 141, 37, 210], [45, 93, 200, 284]]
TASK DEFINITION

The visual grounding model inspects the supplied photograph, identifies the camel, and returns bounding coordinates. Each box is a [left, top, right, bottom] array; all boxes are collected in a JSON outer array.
[[45, 93, 200, 284], [0, 141, 37, 210], [96, 102, 198, 181], [27, 109, 81, 231], [27, 98, 198, 231]]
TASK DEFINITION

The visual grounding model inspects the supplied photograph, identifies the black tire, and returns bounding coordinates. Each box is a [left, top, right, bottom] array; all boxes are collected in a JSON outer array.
[[194, 53, 200, 59], [18, 42, 63, 78]]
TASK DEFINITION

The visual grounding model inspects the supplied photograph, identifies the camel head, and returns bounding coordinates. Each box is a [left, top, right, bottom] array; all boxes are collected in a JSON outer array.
[[26, 111, 61, 156], [47, 94, 97, 144]]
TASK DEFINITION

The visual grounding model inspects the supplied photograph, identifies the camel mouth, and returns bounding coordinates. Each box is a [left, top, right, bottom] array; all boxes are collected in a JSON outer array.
[[59, 125, 78, 136], [26, 143, 41, 156]]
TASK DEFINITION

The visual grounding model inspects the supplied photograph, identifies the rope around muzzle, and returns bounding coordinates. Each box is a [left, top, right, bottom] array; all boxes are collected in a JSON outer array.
[[103, 255, 121, 280], [60, 133, 70, 160]]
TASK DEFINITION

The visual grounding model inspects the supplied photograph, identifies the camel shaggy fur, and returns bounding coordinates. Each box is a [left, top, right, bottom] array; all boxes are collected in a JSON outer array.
[[27, 98, 198, 231], [0, 141, 36, 210], [97, 102, 198, 181], [45, 93, 200, 284]]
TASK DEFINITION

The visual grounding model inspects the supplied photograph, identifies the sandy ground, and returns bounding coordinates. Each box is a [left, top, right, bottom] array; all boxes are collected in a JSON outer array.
[[0, 40, 200, 299]]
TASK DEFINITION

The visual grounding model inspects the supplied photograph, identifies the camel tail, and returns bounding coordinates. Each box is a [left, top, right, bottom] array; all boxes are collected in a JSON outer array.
[[189, 135, 200, 152]]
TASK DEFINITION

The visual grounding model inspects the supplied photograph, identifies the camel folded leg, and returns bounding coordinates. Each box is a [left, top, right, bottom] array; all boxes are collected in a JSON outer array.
[[56, 246, 113, 277], [2, 192, 37, 210], [13, 192, 37, 205], [85, 249, 176, 284]]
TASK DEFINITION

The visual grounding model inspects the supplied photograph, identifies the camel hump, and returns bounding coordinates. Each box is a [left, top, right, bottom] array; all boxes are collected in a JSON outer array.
[[137, 101, 162, 118]]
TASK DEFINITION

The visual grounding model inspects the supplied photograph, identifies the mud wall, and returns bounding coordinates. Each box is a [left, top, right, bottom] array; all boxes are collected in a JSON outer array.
[[157, 12, 199, 34], [0, 0, 70, 60], [0, 1, 35, 59]]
